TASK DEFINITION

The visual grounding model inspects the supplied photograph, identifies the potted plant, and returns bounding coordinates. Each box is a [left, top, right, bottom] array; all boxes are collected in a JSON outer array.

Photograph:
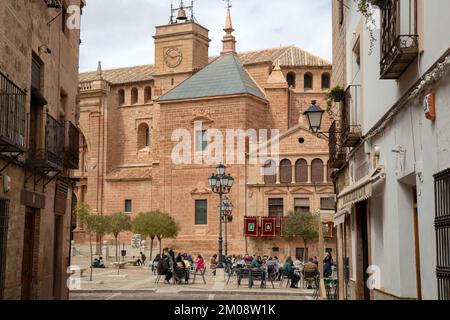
[[326, 85, 345, 103]]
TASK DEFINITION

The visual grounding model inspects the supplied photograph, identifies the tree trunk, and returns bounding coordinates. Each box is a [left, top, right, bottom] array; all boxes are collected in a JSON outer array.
[[89, 232, 93, 282], [158, 237, 162, 255], [302, 238, 307, 263], [150, 237, 154, 261], [115, 235, 118, 262], [95, 233, 101, 255]]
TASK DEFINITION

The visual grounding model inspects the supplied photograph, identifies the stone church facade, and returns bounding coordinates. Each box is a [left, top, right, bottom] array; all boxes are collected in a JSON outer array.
[[75, 4, 335, 259]]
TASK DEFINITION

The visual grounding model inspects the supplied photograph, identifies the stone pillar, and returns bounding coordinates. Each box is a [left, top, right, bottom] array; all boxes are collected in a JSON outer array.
[[307, 164, 312, 183]]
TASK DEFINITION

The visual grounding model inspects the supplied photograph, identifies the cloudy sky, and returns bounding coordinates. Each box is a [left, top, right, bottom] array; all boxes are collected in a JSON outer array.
[[79, 0, 332, 73]]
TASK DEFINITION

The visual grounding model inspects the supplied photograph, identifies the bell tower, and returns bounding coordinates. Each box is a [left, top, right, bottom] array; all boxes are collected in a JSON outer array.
[[153, 1, 210, 96]]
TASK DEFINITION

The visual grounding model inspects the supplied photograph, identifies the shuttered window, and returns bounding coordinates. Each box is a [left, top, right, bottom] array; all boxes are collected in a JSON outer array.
[[54, 180, 69, 215], [279, 159, 292, 184], [294, 198, 310, 213], [295, 159, 308, 183], [0, 198, 10, 299], [31, 55, 42, 91], [311, 159, 324, 183]]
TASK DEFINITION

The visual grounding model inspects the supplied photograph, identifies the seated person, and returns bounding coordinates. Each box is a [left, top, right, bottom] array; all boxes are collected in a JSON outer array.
[[293, 257, 303, 269], [98, 257, 106, 268], [282, 257, 300, 288], [196, 255, 205, 271], [210, 254, 218, 275], [92, 258, 100, 268], [251, 256, 262, 269], [152, 254, 161, 271], [303, 258, 319, 289]]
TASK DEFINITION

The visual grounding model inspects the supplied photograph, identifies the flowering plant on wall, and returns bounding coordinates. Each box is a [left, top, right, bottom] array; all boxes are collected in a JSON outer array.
[[355, 0, 385, 54]]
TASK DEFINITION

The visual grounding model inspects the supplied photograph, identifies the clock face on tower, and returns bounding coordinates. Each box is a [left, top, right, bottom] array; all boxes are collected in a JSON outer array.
[[164, 47, 183, 68]]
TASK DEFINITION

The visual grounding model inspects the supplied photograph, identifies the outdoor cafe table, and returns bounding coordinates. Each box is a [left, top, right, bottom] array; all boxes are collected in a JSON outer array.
[[237, 268, 275, 289]]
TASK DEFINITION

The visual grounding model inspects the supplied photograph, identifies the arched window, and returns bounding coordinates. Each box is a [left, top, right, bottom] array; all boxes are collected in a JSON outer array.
[[321, 73, 330, 89], [131, 87, 138, 104], [295, 159, 308, 183], [279, 159, 292, 184], [304, 73, 313, 90], [263, 160, 277, 184], [311, 159, 324, 183], [144, 86, 152, 103], [286, 72, 296, 88], [137, 123, 150, 150], [118, 89, 125, 106]]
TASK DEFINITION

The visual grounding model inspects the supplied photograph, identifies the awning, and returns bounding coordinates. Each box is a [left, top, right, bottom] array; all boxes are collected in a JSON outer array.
[[334, 207, 351, 227], [337, 166, 386, 209]]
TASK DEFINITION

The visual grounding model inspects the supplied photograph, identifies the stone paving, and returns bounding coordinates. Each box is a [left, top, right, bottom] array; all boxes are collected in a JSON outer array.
[[69, 245, 314, 298]]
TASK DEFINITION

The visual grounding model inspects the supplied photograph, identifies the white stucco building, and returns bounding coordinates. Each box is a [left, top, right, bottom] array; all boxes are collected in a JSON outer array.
[[330, 0, 450, 300]]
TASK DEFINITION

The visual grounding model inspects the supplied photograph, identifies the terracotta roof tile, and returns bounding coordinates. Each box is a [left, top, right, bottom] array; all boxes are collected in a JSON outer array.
[[79, 65, 154, 85], [79, 46, 330, 85]]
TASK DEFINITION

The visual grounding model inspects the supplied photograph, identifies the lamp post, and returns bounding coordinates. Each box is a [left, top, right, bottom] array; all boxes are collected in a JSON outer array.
[[220, 197, 234, 258], [304, 101, 332, 299], [208, 164, 234, 267]]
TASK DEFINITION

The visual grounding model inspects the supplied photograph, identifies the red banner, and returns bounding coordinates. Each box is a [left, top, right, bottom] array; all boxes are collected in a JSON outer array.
[[261, 217, 276, 237], [244, 217, 259, 237]]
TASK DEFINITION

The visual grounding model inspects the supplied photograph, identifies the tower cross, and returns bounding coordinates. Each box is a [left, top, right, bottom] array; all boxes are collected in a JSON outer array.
[[224, 0, 232, 9]]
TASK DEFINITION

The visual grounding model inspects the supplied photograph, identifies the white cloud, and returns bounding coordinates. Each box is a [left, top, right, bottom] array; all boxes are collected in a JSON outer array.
[[79, 0, 331, 72]]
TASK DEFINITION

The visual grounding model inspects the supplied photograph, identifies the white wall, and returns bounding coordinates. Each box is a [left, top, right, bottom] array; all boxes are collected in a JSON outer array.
[[342, 0, 450, 300]]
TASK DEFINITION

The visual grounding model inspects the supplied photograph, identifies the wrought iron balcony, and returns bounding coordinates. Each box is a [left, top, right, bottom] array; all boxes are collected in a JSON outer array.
[[64, 121, 80, 170], [27, 114, 64, 170], [342, 85, 362, 147], [0, 72, 26, 152], [380, 0, 419, 79], [328, 121, 346, 169]]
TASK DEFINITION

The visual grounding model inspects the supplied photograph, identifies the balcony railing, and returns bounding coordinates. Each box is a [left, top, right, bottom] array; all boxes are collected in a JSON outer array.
[[64, 121, 80, 170], [380, 0, 419, 79], [342, 85, 362, 147], [329, 121, 346, 169], [28, 114, 64, 170], [0, 72, 26, 152]]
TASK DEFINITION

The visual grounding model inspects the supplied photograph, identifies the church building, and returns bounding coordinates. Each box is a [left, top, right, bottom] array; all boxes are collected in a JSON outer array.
[[75, 2, 335, 259]]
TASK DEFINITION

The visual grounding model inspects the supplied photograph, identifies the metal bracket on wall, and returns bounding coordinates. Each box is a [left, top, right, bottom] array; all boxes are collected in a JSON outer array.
[[0, 151, 24, 174], [43, 171, 61, 188]]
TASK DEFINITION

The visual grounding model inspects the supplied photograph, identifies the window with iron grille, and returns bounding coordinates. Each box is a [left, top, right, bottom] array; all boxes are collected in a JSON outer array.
[[195, 200, 207, 225], [434, 168, 450, 300], [321, 197, 335, 211], [0, 72, 26, 150], [0, 198, 10, 299], [269, 198, 284, 227]]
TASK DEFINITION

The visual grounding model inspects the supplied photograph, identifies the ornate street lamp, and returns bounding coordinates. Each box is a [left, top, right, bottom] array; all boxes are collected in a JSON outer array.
[[303, 100, 325, 133], [220, 197, 234, 258], [208, 164, 234, 267]]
